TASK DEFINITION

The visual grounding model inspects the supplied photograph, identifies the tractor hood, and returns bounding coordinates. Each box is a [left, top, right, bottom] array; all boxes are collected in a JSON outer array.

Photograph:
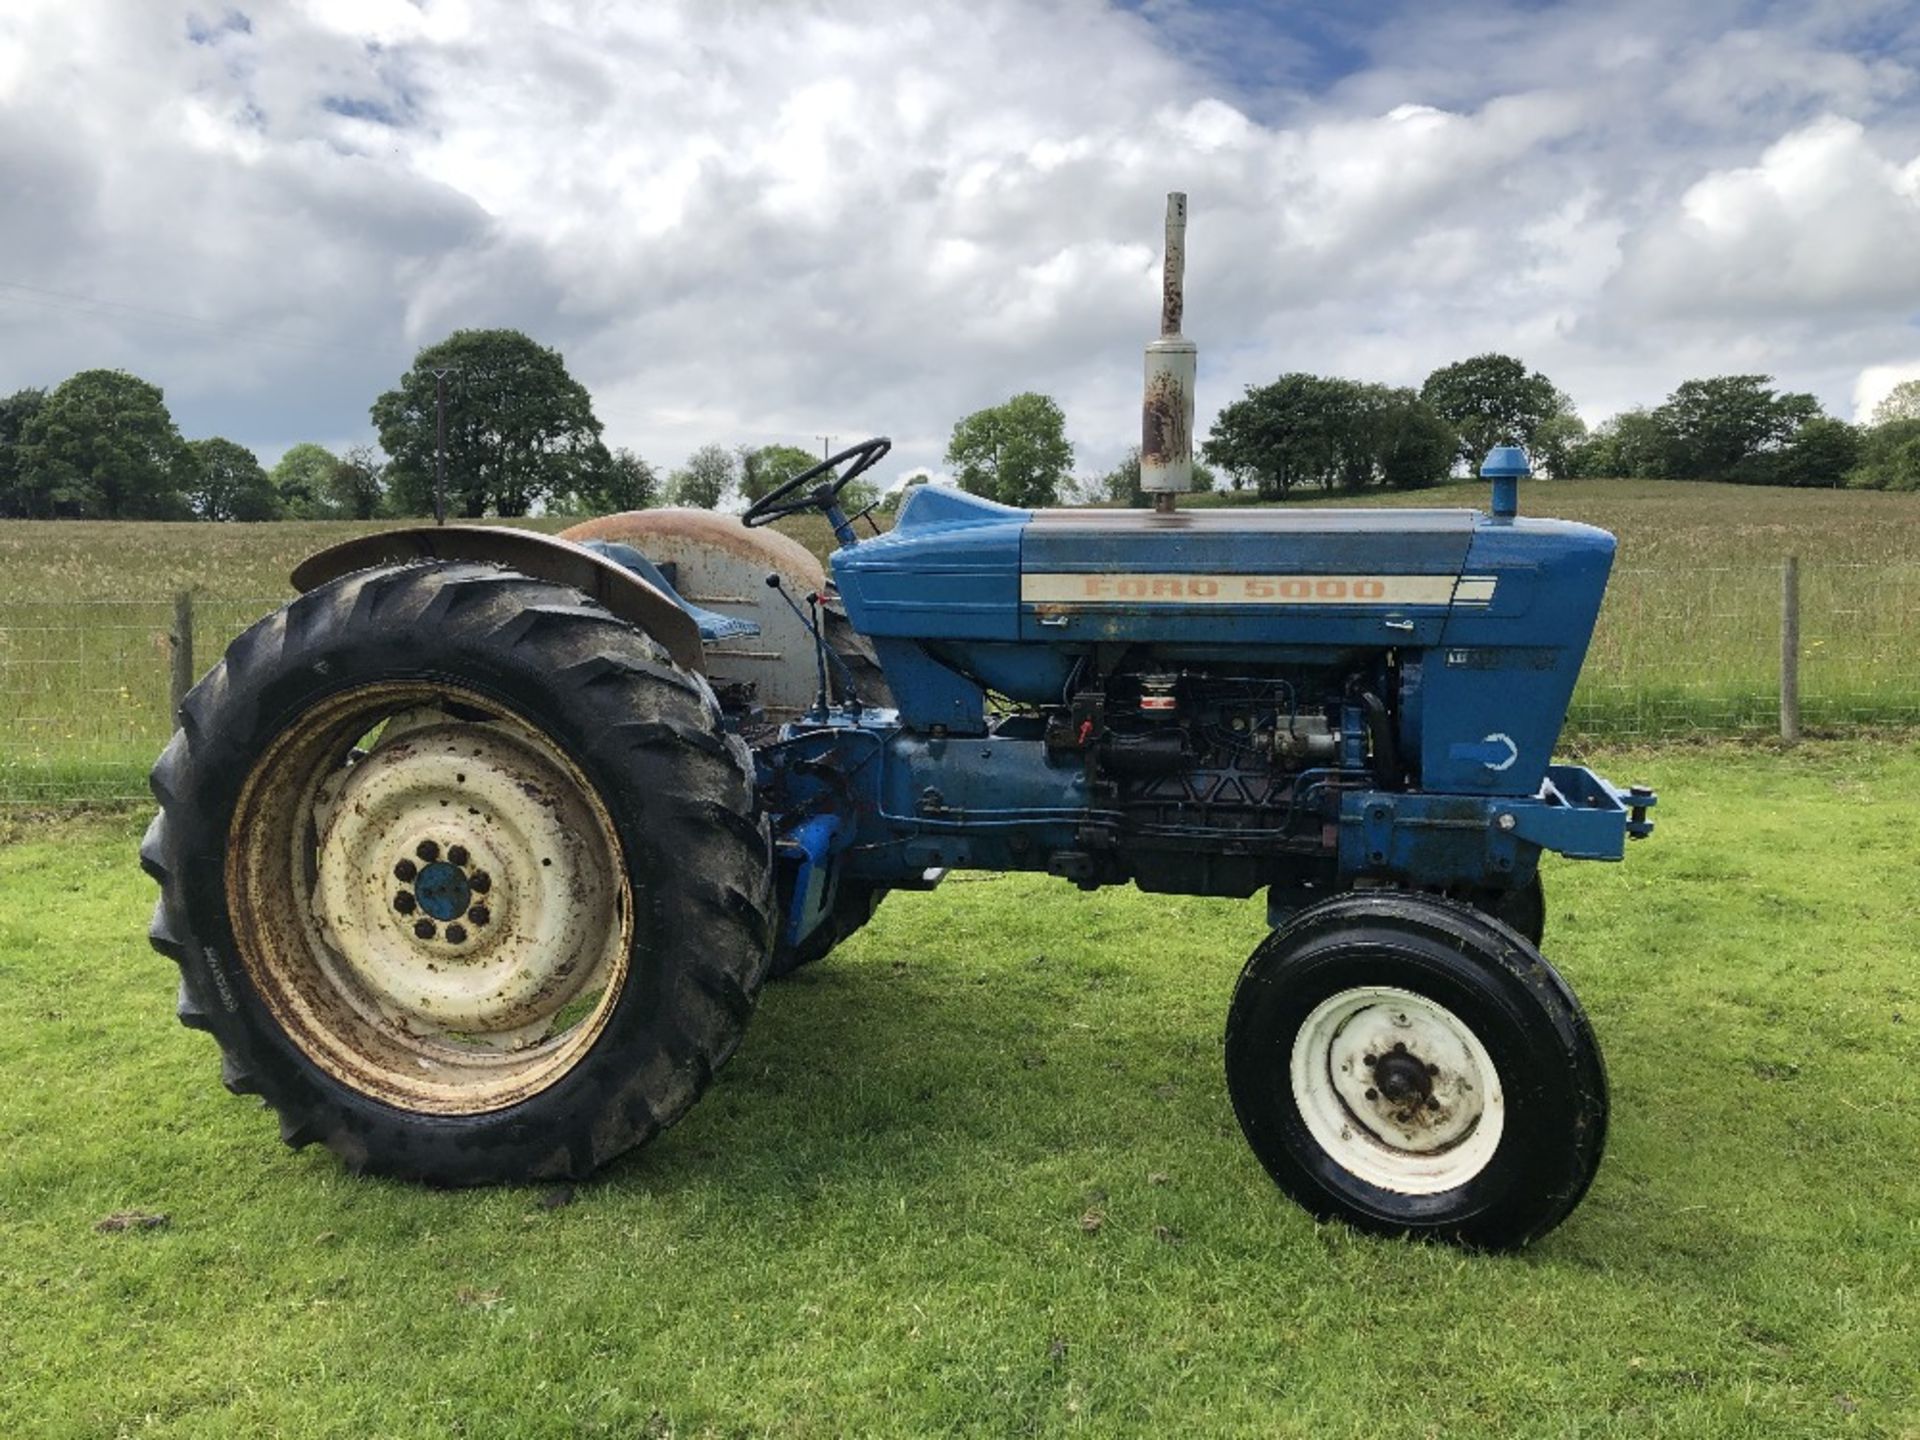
[[833, 486, 1617, 794], [835, 485, 1611, 653]]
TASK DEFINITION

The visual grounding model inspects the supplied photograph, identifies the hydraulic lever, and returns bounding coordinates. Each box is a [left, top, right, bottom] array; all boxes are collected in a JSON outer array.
[[764, 572, 863, 715]]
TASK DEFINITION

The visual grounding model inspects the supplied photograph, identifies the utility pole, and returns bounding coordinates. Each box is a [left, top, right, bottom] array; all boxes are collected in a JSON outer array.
[[431, 367, 456, 525], [818, 435, 835, 460]]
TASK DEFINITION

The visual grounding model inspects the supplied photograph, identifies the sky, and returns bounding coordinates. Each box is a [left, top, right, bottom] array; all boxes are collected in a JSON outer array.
[[2, 0, 1918, 488]]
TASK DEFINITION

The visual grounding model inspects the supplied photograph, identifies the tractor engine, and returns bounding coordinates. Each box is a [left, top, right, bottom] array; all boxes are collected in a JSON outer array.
[[1039, 659, 1391, 895]]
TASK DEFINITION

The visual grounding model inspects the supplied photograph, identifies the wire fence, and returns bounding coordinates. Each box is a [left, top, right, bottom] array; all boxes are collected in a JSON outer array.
[[2, 562, 1917, 804], [1566, 563, 1920, 739]]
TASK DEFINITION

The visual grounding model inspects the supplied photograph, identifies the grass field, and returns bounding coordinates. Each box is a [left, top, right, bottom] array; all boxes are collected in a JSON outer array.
[[2, 479, 1918, 802], [5, 478, 1920, 602], [3, 741, 1918, 1437]]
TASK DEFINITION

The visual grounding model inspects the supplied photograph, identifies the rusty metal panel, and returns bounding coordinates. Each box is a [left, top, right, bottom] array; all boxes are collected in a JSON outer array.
[[560, 510, 827, 714]]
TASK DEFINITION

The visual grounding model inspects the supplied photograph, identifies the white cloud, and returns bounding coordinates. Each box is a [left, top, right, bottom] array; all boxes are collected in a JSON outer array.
[[1, 0, 1918, 484], [1853, 360, 1920, 421], [1613, 116, 1920, 319]]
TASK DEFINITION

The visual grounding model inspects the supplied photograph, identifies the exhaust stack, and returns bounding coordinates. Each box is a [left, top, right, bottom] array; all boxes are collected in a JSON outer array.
[[1140, 191, 1197, 513]]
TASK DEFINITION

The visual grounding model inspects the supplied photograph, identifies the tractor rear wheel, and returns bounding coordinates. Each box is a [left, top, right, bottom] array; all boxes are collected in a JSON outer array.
[[142, 561, 773, 1185], [1224, 892, 1606, 1249]]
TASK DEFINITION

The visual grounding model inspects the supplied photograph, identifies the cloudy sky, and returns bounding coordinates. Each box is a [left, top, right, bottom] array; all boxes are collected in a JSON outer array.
[[2, 0, 1918, 486]]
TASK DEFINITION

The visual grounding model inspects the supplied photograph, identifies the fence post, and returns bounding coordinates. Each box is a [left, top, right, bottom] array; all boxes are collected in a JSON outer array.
[[169, 590, 195, 720], [1780, 556, 1800, 744]]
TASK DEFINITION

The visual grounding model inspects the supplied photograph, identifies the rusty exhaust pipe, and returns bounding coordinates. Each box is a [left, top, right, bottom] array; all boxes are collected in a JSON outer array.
[[1140, 191, 1196, 514]]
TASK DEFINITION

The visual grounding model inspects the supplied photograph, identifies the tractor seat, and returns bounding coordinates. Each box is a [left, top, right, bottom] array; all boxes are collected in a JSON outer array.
[[576, 539, 761, 643]]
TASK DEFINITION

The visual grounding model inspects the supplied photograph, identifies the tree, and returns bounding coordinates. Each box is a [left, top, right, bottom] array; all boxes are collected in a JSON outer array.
[[271, 442, 340, 518], [668, 443, 738, 509], [1370, 392, 1457, 491], [328, 444, 386, 519], [945, 393, 1073, 507], [739, 444, 822, 504], [372, 329, 609, 518], [1563, 408, 1676, 478], [1420, 354, 1562, 471], [16, 369, 189, 518], [186, 437, 281, 521], [1869, 379, 1920, 427], [1528, 406, 1589, 479], [879, 471, 933, 514], [1100, 447, 1219, 506], [1204, 375, 1455, 498], [569, 446, 660, 514], [1652, 375, 1819, 479], [839, 477, 881, 517], [0, 387, 47, 518], [1847, 419, 1920, 491], [1755, 417, 1860, 488]]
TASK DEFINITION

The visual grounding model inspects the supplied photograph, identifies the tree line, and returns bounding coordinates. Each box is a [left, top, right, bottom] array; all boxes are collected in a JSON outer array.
[[1201, 358, 1920, 497], [0, 331, 870, 523], [5, 328, 1917, 523]]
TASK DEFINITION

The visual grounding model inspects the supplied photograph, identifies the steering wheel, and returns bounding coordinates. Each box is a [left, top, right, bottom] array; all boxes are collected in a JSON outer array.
[[742, 437, 892, 528]]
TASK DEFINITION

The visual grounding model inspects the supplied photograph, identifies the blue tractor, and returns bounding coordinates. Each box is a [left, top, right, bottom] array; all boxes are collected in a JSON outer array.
[[142, 201, 1652, 1248]]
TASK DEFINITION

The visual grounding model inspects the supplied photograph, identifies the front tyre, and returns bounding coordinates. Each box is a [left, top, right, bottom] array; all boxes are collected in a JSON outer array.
[[1224, 893, 1606, 1249], [142, 561, 773, 1185]]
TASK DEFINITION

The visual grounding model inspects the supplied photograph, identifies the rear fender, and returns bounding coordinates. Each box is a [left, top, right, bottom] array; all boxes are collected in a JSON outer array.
[[289, 525, 705, 673]]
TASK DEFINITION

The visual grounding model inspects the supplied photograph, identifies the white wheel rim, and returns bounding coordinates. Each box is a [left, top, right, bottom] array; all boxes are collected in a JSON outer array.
[[228, 683, 632, 1114], [311, 711, 619, 1048], [1289, 985, 1505, 1195]]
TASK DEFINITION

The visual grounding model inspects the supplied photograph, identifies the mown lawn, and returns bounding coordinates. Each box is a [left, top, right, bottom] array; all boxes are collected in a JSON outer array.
[[2, 741, 1917, 1437]]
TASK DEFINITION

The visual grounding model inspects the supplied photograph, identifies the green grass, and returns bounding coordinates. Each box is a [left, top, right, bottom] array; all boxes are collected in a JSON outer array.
[[3, 479, 1919, 802], [3, 742, 1917, 1437]]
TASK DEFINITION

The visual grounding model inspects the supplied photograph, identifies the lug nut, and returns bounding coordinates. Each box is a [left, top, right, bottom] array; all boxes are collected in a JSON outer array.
[[1426, 1061, 1440, 1075], [414, 918, 437, 940], [1363, 1054, 1377, 1067], [448, 845, 470, 867], [393, 892, 416, 915], [446, 923, 467, 944], [394, 859, 417, 882], [1364, 1088, 1379, 1101], [467, 904, 490, 927], [469, 870, 492, 894], [416, 840, 440, 862]]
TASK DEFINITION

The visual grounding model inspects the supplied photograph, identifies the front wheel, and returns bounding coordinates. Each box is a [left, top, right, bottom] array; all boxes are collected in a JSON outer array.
[[1224, 893, 1606, 1249], [142, 560, 774, 1184]]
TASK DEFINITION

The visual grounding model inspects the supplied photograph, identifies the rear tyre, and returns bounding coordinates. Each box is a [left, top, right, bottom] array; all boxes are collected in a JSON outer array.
[[1224, 892, 1606, 1249], [142, 561, 774, 1185]]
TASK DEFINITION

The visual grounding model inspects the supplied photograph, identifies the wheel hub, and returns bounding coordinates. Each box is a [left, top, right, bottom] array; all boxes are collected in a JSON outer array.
[[1370, 1045, 1434, 1108], [309, 714, 621, 1045], [1289, 985, 1506, 1195], [411, 860, 474, 923]]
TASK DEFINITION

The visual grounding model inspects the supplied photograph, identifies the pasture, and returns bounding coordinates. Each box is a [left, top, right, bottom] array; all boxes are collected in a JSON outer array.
[[2, 742, 1917, 1436], [2, 479, 1918, 803]]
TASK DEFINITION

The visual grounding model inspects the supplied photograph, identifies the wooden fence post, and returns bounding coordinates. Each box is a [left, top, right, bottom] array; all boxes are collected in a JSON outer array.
[[169, 590, 195, 720], [1780, 556, 1800, 744]]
